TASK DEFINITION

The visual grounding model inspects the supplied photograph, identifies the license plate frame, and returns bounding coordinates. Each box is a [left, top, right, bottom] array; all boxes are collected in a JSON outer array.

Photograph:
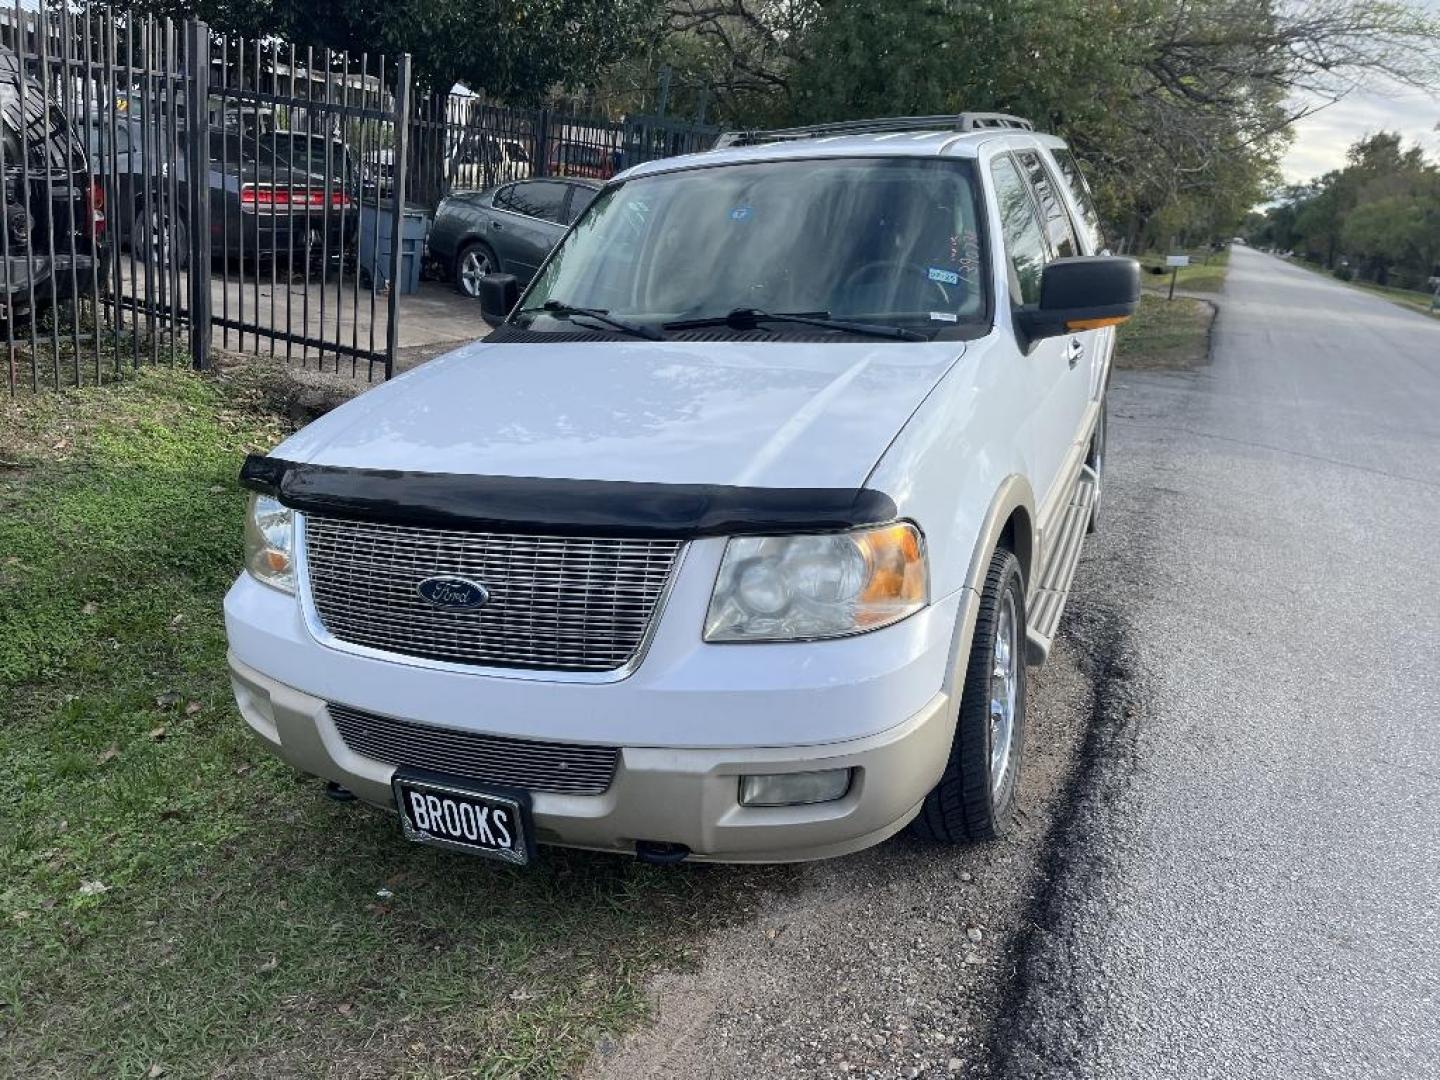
[[391, 768, 534, 865]]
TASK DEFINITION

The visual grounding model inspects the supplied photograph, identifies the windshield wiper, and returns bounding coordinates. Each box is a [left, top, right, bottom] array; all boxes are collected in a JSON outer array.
[[515, 300, 664, 341], [664, 308, 926, 342]]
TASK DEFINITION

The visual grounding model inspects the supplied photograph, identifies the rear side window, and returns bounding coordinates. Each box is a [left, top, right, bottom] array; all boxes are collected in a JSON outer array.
[[990, 155, 1050, 306], [505, 180, 568, 222], [565, 184, 597, 224], [1017, 150, 1078, 259], [1052, 148, 1106, 254], [492, 184, 516, 212]]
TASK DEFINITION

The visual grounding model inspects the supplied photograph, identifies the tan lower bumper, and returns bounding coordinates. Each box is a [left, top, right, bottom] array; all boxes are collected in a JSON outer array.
[[229, 652, 956, 863]]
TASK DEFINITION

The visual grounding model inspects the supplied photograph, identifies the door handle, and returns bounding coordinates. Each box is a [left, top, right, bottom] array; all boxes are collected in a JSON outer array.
[[1064, 337, 1084, 368], [490, 220, 503, 230]]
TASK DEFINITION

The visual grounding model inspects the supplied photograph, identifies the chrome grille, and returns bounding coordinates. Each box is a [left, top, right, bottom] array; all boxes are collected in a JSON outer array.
[[329, 704, 618, 796], [303, 515, 683, 672]]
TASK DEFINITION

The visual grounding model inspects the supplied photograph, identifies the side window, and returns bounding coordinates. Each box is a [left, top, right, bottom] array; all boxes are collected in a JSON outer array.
[[1052, 148, 1106, 254], [565, 184, 597, 224], [492, 184, 517, 213], [1017, 150, 1078, 259], [990, 155, 1050, 306], [507, 180, 568, 222]]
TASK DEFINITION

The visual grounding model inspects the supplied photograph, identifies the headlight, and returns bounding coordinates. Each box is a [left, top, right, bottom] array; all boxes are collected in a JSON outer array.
[[244, 493, 295, 594], [704, 522, 927, 642]]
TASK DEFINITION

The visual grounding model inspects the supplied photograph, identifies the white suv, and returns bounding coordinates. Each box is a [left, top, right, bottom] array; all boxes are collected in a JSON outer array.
[[225, 113, 1138, 865]]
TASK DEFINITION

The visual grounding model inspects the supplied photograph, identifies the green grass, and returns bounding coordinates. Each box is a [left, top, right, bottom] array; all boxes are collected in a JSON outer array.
[[1115, 293, 1214, 370], [0, 368, 777, 1078], [1136, 247, 1231, 293], [1291, 258, 1440, 320]]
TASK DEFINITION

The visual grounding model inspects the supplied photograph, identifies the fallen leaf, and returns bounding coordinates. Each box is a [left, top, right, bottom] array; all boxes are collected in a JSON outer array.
[[336, 1003, 353, 1017], [148, 726, 167, 741], [257, 956, 279, 973], [375, 888, 394, 900], [147, 1065, 165, 1078], [78, 880, 110, 896], [97, 746, 119, 765], [10, 910, 30, 923], [39, 897, 56, 911], [155, 691, 180, 708], [3, 556, 19, 566], [184, 701, 202, 716], [509, 989, 534, 1003], [234, 763, 253, 777], [81, 601, 98, 615], [168, 613, 186, 627]]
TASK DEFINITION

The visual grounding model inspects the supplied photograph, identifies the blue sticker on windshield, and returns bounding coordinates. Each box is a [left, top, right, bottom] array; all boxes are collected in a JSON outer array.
[[730, 205, 754, 222], [928, 266, 961, 286]]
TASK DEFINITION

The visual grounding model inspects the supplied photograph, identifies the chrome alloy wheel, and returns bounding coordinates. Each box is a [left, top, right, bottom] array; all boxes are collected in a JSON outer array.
[[459, 247, 491, 296], [989, 588, 1019, 796]]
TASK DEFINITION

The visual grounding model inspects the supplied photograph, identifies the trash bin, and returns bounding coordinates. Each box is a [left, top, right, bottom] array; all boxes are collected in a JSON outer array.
[[358, 201, 429, 294]]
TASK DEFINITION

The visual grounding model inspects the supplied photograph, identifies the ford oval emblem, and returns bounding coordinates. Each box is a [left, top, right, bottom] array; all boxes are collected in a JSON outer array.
[[416, 575, 491, 610]]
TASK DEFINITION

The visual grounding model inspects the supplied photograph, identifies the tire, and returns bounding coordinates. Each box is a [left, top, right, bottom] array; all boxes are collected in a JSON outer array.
[[912, 548, 1027, 843], [454, 241, 497, 298], [130, 203, 188, 269], [1086, 396, 1107, 534]]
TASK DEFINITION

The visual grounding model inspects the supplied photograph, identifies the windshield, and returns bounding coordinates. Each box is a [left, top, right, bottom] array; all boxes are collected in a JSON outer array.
[[517, 156, 987, 336]]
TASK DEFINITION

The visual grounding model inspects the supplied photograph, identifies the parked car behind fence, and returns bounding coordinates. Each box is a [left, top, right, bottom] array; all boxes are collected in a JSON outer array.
[[0, 43, 108, 333], [427, 176, 599, 295]]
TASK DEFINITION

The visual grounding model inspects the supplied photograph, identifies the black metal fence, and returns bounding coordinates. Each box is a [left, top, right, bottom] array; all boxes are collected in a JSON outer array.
[[406, 94, 717, 209], [4, 5, 716, 394]]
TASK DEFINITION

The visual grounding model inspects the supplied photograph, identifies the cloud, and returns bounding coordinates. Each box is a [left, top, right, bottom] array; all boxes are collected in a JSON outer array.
[[1282, 89, 1440, 184]]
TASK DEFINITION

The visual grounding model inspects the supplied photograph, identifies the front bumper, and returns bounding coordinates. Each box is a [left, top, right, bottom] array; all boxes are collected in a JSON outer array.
[[230, 651, 957, 863]]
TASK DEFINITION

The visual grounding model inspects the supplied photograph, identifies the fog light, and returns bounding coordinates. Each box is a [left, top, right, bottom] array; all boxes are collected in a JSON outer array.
[[739, 768, 852, 807]]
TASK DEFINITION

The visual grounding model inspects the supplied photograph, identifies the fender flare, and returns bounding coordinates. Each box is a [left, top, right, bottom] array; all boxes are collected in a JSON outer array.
[[962, 474, 1037, 594], [940, 475, 1038, 698]]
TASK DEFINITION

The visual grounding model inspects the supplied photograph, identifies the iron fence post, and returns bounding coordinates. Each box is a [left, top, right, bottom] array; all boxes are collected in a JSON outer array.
[[185, 18, 212, 369], [535, 107, 550, 178], [385, 52, 411, 380]]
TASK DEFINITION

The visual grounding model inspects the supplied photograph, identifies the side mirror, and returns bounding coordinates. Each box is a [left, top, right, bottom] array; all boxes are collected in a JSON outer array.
[[478, 273, 519, 324], [1016, 256, 1140, 342]]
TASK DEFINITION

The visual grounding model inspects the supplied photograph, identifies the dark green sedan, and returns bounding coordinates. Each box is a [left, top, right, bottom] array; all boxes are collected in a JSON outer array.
[[426, 177, 601, 297]]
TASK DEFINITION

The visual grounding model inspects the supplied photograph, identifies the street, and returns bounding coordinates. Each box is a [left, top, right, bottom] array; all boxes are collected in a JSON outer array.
[[1002, 246, 1440, 1077], [590, 246, 1440, 1079]]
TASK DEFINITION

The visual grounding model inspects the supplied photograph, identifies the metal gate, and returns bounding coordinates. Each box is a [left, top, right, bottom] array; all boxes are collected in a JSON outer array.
[[3, 5, 413, 392], [5, 4, 718, 395]]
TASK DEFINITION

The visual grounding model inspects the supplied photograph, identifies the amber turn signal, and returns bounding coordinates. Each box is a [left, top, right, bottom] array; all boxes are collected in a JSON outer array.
[[1065, 314, 1131, 331]]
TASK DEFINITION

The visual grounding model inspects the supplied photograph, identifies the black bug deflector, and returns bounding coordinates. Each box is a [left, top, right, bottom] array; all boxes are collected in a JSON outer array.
[[239, 454, 900, 539]]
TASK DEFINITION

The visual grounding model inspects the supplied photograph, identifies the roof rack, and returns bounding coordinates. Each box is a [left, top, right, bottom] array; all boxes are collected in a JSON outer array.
[[714, 113, 1034, 148]]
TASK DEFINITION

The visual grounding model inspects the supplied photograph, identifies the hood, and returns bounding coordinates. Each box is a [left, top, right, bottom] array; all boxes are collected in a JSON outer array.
[[272, 337, 965, 490]]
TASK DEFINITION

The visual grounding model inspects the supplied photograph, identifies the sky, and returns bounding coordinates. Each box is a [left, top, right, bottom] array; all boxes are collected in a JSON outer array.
[[1281, 86, 1440, 184]]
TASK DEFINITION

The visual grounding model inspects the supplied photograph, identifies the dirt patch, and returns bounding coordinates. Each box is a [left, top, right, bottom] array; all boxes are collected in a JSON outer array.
[[585, 638, 1100, 1080]]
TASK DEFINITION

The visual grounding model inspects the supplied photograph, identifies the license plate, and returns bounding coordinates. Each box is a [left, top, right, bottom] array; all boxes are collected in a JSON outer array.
[[392, 769, 532, 865]]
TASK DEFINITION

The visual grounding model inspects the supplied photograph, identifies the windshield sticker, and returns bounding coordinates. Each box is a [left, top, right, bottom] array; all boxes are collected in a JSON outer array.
[[929, 311, 959, 323], [729, 205, 754, 222], [928, 266, 961, 286]]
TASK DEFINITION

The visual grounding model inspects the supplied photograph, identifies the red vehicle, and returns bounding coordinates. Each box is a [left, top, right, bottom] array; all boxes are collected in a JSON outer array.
[[546, 140, 616, 180]]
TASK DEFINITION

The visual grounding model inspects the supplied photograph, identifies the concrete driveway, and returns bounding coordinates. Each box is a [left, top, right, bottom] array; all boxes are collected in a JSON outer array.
[[113, 257, 489, 366]]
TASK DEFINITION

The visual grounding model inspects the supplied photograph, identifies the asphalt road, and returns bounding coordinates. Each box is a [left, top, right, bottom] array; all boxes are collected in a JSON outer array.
[[1001, 246, 1440, 1078], [590, 247, 1440, 1080]]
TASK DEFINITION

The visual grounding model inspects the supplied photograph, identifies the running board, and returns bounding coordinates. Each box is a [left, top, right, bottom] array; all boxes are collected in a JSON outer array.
[[1025, 465, 1097, 665]]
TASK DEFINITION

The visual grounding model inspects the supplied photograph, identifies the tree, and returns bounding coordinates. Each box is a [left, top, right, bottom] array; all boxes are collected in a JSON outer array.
[[1266, 131, 1440, 288], [640, 0, 1440, 248], [126, 0, 658, 99]]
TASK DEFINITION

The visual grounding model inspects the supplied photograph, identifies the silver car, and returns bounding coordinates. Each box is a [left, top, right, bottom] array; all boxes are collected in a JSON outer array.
[[427, 177, 600, 297]]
